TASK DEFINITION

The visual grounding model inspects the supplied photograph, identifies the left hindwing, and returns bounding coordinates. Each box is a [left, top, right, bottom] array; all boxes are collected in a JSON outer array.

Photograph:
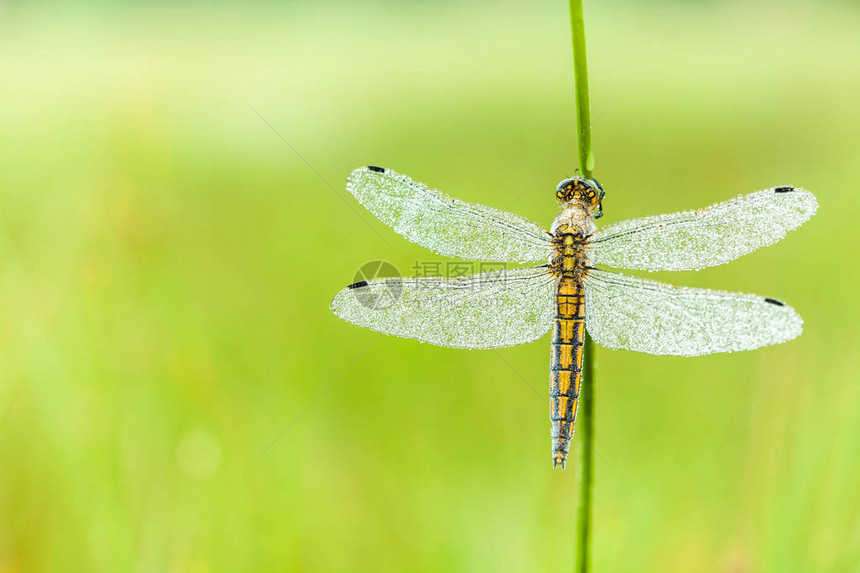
[[331, 267, 557, 349], [587, 187, 817, 271]]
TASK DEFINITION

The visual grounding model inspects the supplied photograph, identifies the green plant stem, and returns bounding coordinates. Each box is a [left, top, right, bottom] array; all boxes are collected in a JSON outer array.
[[569, 0, 593, 181], [568, 0, 596, 572], [576, 334, 595, 573]]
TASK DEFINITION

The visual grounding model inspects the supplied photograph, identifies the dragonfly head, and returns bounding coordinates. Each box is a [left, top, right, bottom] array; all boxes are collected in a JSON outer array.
[[556, 175, 605, 219]]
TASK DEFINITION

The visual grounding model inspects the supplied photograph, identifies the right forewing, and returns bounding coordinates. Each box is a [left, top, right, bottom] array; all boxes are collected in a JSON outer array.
[[583, 269, 803, 356], [347, 167, 554, 263], [331, 267, 557, 349], [587, 187, 818, 271]]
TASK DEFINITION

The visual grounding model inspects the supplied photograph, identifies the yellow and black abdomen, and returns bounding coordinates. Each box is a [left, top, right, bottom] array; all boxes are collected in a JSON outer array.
[[550, 276, 585, 469]]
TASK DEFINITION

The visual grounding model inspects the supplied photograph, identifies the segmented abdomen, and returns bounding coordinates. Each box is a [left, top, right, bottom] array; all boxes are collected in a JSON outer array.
[[550, 276, 585, 469]]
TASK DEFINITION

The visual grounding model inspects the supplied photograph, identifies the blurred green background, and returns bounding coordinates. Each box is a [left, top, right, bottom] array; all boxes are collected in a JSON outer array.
[[1, 1, 859, 571]]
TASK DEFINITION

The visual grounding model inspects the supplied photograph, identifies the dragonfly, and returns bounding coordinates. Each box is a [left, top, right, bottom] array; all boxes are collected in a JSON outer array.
[[331, 166, 818, 468]]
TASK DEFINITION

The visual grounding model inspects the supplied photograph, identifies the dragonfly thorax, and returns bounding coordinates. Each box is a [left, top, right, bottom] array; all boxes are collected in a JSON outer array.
[[550, 219, 593, 279], [551, 204, 597, 238]]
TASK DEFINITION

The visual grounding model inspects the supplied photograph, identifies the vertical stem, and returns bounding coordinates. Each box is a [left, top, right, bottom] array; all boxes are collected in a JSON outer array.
[[568, 0, 596, 572], [576, 335, 595, 573], [569, 0, 594, 180]]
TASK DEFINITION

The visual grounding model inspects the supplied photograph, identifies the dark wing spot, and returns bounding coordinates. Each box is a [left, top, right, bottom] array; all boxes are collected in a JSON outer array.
[[367, 165, 385, 173], [348, 280, 369, 289], [774, 186, 794, 193], [764, 297, 785, 306]]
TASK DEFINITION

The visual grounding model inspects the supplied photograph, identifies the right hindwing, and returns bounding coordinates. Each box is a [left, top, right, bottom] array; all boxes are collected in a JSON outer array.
[[582, 268, 803, 356]]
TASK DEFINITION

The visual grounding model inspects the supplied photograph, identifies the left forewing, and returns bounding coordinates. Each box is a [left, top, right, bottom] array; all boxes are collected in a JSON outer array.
[[587, 187, 818, 271], [347, 167, 553, 263], [331, 267, 557, 349], [583, 269, 803, 356]]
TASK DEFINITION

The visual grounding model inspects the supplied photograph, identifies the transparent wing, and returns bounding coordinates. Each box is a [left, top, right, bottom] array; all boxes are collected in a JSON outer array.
[[347, 166, 553, 263], [331, 267, 557, 349], [587, 187, 817, 271], [583, 269, 803, 356]]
